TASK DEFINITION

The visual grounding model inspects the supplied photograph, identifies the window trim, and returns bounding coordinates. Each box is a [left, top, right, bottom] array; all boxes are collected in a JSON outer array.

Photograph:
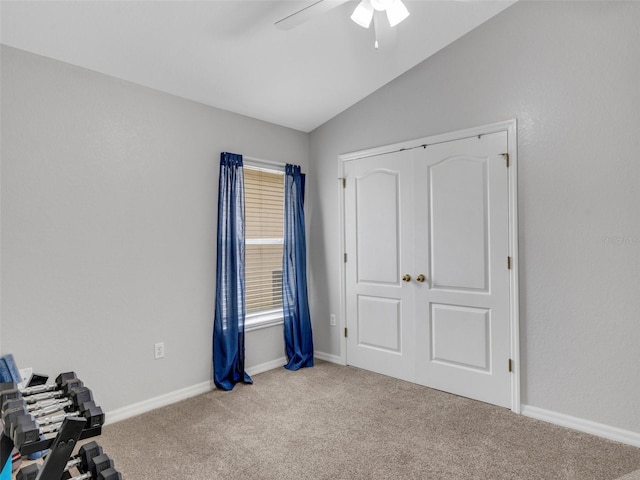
[[243, 159, 285, 331], [245, 308, 284, 332]]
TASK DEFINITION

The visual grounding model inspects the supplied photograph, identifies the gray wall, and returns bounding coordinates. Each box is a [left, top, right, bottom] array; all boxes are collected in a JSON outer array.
[[0, 45, 308, 412], [3, 0, 639, 436], [308, 1, 640, 433]]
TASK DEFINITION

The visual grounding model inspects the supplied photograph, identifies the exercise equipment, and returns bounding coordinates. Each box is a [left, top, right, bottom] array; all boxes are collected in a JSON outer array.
[[2, 405, 29, 426], [0, 373, 82, 398], [10, 403, 105, 448], [16, 460, 122, 479], [27, 373, 48, 387], [2, 398, 98, 451], [62, 441, 104, 474], [16, 441, 105, 480], [21, 384, 86, 405], [3, 391, 98, 439], [2, 370, 110, 480], [2, 387, 95, 437], [1, 385, 90, 425], [0, 398, 25, 414], [2, 387, 94, 419], [3, 393, 88, 417], [16, 450, 121, 480], [14, 462, 37, 480], [0, 389, 21, 406]]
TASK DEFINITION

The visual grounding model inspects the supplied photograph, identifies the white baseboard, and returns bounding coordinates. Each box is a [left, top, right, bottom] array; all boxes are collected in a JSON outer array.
[[521, 404, 640, 448], [314, 350, 345, 365], [106, 357, 287, 426], [246, 357, 287, 376], [106, 380, 212, 425]]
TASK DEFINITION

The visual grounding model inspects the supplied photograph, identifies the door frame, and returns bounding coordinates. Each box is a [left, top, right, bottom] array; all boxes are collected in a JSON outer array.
[[337, 119, 521, 413]]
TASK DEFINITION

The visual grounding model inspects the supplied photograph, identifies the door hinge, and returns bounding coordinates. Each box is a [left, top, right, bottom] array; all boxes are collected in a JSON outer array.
[[344, 253, 347, 263], [342, 177, 346, 188], [501, 153, 510, 167], [508, 358, 513, 372], [507, 256, 511, 270], [344, 327, 348, 338]]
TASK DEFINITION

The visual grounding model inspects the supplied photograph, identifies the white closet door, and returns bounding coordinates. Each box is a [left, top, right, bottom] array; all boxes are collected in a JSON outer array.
[[413, 132, 511, 408], [344, 150, 416, 382], [343, 131, 512, 408]]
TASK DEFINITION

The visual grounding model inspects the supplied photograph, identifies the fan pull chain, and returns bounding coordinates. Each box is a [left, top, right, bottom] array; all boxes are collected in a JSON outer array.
[[373, 13, 379, 49]]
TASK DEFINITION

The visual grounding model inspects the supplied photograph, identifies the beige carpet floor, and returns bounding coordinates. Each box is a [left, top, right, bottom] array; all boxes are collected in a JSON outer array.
[[617, 470, 640, 480], [98, 361, 640, 479]]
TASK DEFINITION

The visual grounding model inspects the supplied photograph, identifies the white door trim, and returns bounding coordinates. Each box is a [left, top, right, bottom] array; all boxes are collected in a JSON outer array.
[[337, 119, 520, 413]]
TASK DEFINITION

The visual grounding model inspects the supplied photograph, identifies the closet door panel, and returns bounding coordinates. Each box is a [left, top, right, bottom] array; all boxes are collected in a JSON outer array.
[[414, 132, 511, 408], [344, 150, 416, 382], [430, 157, 488, 291]]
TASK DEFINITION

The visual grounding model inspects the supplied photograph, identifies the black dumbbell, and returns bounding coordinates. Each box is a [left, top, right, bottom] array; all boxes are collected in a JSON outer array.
[[16, 454, 122, 480], [11, 402, 105, 447], [3, 389, 95, 439], [2, 397, 76, 423], [0, 372, 82, 400], [66, 441, 105, 474], [14, 442, 102, 480], [0, 372, 74, 392], [11, 413, 41, 441], [15, 463, 39, 480], [3, 391, 86, 416], [22, 440, 104, 479], [22, 381, 86, 404], [2, 404, 30, 425], [30, 376, 84, 398], [83, 453, 116, 478], [12, 407, 104, 447], [86, 467, 124, 480], [96, 468, 123, 480], [4, 386, 93, 419], [1, 372, 80, 395], [0, 388, 22, 406], [29, 401, 104, 429], [27, 385, 94, 412], [1, 397, 26, 413], [1, 380, 87, 417]]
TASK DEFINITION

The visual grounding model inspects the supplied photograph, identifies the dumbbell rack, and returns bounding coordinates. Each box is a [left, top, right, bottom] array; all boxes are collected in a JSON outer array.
[[16, 422, 102, 457], [1, 417, 102, 480], [1, 372, 104, 480]]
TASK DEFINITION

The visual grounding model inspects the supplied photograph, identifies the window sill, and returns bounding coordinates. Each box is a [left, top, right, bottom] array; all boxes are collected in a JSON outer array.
[[245, 310, 284, 332]]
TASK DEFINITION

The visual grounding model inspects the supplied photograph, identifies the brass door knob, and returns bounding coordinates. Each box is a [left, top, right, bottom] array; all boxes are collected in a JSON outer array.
[[416, 274, 426, 283], [402, 274, 412, 282]]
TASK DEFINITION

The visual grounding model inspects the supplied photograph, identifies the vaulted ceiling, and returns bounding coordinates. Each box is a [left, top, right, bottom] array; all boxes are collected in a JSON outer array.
[[1, 1, 515, 132]]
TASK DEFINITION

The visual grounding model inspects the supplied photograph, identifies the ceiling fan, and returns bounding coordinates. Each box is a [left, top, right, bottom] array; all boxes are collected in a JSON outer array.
[[275, 0, 410, 31]]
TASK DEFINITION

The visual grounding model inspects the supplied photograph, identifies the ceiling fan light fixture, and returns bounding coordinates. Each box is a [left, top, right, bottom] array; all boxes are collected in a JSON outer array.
[[370, 0, 389, 11], [386, 0, 410, 27], [351, 0, 374, 28]]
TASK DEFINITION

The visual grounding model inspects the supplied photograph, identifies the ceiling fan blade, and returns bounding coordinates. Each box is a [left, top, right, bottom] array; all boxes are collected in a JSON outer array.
[[275, 0, 351, 30]]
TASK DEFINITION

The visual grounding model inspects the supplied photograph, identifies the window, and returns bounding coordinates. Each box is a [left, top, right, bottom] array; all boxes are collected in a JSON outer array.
[[244, 165, 285, 329]]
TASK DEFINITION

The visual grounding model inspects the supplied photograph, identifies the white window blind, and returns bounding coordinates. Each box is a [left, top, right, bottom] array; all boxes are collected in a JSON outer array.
[[244, 166, 285, 314]]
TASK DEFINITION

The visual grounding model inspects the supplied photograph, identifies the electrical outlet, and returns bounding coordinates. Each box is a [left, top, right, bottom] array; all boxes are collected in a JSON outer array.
[[330, 314, 336, 327], [154, 342, 165, 359]]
